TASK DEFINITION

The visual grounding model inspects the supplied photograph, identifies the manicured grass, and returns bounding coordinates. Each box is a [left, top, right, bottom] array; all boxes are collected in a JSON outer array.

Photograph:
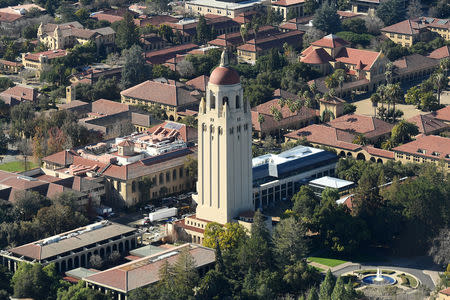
[[0, 161, 38, 172], [354, 269, 396, 275], [398, 274, 418, 288], [308, 257, 347, 267], [311, 265, 325, 272]]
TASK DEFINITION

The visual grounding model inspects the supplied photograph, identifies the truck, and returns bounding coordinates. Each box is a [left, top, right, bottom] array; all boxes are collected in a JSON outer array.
[[149, 207, 177, 222]]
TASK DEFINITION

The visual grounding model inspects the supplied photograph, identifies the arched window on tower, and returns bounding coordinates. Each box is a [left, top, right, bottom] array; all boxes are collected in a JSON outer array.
[[222, 97, 229, 106], [236, 95, 240, 108], [210, 93, 215, 109]]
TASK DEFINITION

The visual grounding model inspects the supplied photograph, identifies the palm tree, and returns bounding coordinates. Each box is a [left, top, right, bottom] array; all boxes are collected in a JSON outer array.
[[385, 62, 395, 84], [334, 69, 346, 96], [440, 57, 450, 77], [370, 93, 380, 117], [278, 98, 286, 108], [381, 139, 395, 150], [386, 83, 403, 122], [258, 114, 265, 124], [353, 133, 368, 146], [432, 72, 448, 106]]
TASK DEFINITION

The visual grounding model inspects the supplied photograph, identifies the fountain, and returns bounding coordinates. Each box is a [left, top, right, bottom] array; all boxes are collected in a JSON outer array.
[[361, 268, 396, 285]]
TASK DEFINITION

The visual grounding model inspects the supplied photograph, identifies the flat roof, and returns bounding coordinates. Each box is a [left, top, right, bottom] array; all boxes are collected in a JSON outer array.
[[8, 221, 137, 260], [309, 176, 354, 189], [65, 267, 99, 280], [84, 243, 215, 293], [186, 0, 263, 10], [129, 245, 166, 258]]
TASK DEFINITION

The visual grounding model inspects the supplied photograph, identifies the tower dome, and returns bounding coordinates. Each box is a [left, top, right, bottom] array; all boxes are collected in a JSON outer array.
[[209, 50, 240, 86]]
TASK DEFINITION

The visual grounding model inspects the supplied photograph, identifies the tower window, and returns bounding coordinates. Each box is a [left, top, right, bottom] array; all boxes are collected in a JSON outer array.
[[218, 126, 223, 135], [229, 127, 234, 134], [210, 94, 216, 109], [236, 95, 240, 108], [222, 97, 229, 106]]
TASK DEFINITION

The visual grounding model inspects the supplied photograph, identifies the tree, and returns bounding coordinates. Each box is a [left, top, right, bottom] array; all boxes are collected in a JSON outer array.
[[203, 222, 247, 251], [391, 120, 419, 145], [172, 247, 199, 298], [376, 0, 406, 26], [273, 217, 309, 267], [13, 190, 49, 221], [312, 3, 341, 34], [116, 12, 139, 50], [429, 228, 450, 266], [307, 286, 319, 300], [406, 0, 422, 19], [432, 71, 448, 105], [292, 185, 318, 222], [331, 276, 346, 300], [196, 269, 231, 300], [385, 83, 403, 122], [57, 280, 108, 300], [283, 260, 322, 296], [11, 263, 58, 300], [341, 18, 367, 34], [121, 45, 152, 89], [342, 103, 356, 115], [89, 255, 103, 269], [158, 24, 174, 43], [177, 59, 195, 79], [319, 270, 335, 300], [196, 15, 211, 44], [304, 0, 319, 15]]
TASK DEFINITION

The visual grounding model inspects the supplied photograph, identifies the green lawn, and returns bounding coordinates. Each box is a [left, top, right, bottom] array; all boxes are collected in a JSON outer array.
[[0, 161, 38, 172], [398, 274, 418, 288], [308, 257, 347, 267]]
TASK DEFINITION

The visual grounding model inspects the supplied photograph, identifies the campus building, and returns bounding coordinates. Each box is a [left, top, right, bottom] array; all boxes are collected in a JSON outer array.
[[0, 221, 141, 273], [82, 243, 215, 300], [120, 78, 201, 121], [42, 123, 196, 207], [185, 0, 263, 18], [252, 146, 339, 208], [21, 49, 67, 76], [37, 21, 115, 51]]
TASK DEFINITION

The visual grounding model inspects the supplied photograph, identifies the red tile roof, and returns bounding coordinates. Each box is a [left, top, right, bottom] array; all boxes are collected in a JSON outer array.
[[362, 146, 395, 159], [24, 49, 67, 62], [381, 19, 422, 35], [428, 45, 450, 59], [440, 287, 450, 296], [271, 0, 305, 6], [327, 114, 394, 139], [121, 79, 199, 107], [0, 59, 22, 67], [185, 75, 209, 92], [429, 105, 450, 122], [237, 30, 303, 53], [91, 99, 129, 115], [145, 44, 198, 64], [285, 124, 361, 150], [407, 114, 449, 134], [0, 85, 37, 103], [0, 12, 23, 22], [311, 34, 349, 48], [334, 47, 381, 71], [392, 134, 450, 161], [91, 13, 123, 23], [42, 149, 77, 166], [300, 47, 333, 64]]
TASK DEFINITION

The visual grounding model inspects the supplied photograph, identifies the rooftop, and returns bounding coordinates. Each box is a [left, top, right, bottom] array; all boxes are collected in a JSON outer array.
[[327, 114, 394, 138], [7, 221, 137, 260], [186, 0, 263, 10], [309, 176, 354, 189], [84, 243, 215, 293], [23, 49, 67, 62], [392, 134, 450, 161], [407, 114, 449, 134], [428, 105, 450, 122]]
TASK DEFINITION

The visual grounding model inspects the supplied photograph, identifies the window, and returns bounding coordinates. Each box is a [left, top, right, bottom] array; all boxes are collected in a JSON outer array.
[[222, 97, 229, 106], [210, 94, 215, 109], [166, 172, 170, 182], [235, 95, 240, 108], [173, 169, 177, 180], [132, 181, 136, 193], [179, 167, 184, 178], [159, 173, 164, 184], [117, 181, 121, 192]]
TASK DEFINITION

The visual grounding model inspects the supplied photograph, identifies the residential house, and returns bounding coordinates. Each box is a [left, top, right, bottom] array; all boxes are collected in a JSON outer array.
[[237, 30, 303, 64], [37, 21, 115, 51], [0, 85, 38, 106], [392, 134, 450, 172], [121, 78, 201, 121]]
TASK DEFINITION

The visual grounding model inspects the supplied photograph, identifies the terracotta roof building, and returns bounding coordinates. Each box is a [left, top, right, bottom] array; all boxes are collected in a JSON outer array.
[[90, 12, 123, 23], [37, 21, 115, 50], [186, 75, 209, 92], [428, 105, 450, 123], [237, 30, 303, 64], [0, 221, 140, 273], [392, 135, 450, 171], [381, 17, 450, 47], [42, 126, 196, 207], [0, 85, 38, 106], [144, 43, 198, 65], [121, 78, 201, 121], [0, 59, 22, 74], [428, 45, 450, 60], [270, 0, 308, 21], [327, 113, 394, 140], [251, 89, 317, 135], [185, 0, 264, 18], [208, 25, 278, 50], [300, 34, 390, 97], [407, 114, 449, 135], [83, 244, 215, 299]]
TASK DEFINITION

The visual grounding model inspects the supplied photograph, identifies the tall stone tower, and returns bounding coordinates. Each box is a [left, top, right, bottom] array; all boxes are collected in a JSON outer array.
[[195, 51, 253, 224]]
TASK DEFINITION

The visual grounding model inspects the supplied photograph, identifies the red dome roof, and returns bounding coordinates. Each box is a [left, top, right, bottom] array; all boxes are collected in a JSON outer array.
[[209, 66, 240, 85]]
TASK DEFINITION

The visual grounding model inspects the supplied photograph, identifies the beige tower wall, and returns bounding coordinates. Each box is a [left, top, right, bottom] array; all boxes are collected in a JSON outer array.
[[196, 81, 253, 224]]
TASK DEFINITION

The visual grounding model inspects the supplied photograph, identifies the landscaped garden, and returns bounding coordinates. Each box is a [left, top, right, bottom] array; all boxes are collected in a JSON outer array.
[[308, 257, 348, 268], [0, 161, 38, 172]]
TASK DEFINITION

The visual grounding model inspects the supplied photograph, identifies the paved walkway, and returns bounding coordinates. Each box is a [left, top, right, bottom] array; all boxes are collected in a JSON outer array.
[[308, 261, 358, 272]]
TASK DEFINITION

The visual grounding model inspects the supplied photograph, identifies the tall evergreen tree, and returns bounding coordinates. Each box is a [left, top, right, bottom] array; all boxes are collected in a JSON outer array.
[[307, 286, 319, 300], [312, 3, 341, 33], [116, 12, 139, 50], [318, 270, 335, 300], [331, 276, 346, 300], [196, 15, 211, 44], [273, 217, 309, 267], [120, 45, 152, 89]]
